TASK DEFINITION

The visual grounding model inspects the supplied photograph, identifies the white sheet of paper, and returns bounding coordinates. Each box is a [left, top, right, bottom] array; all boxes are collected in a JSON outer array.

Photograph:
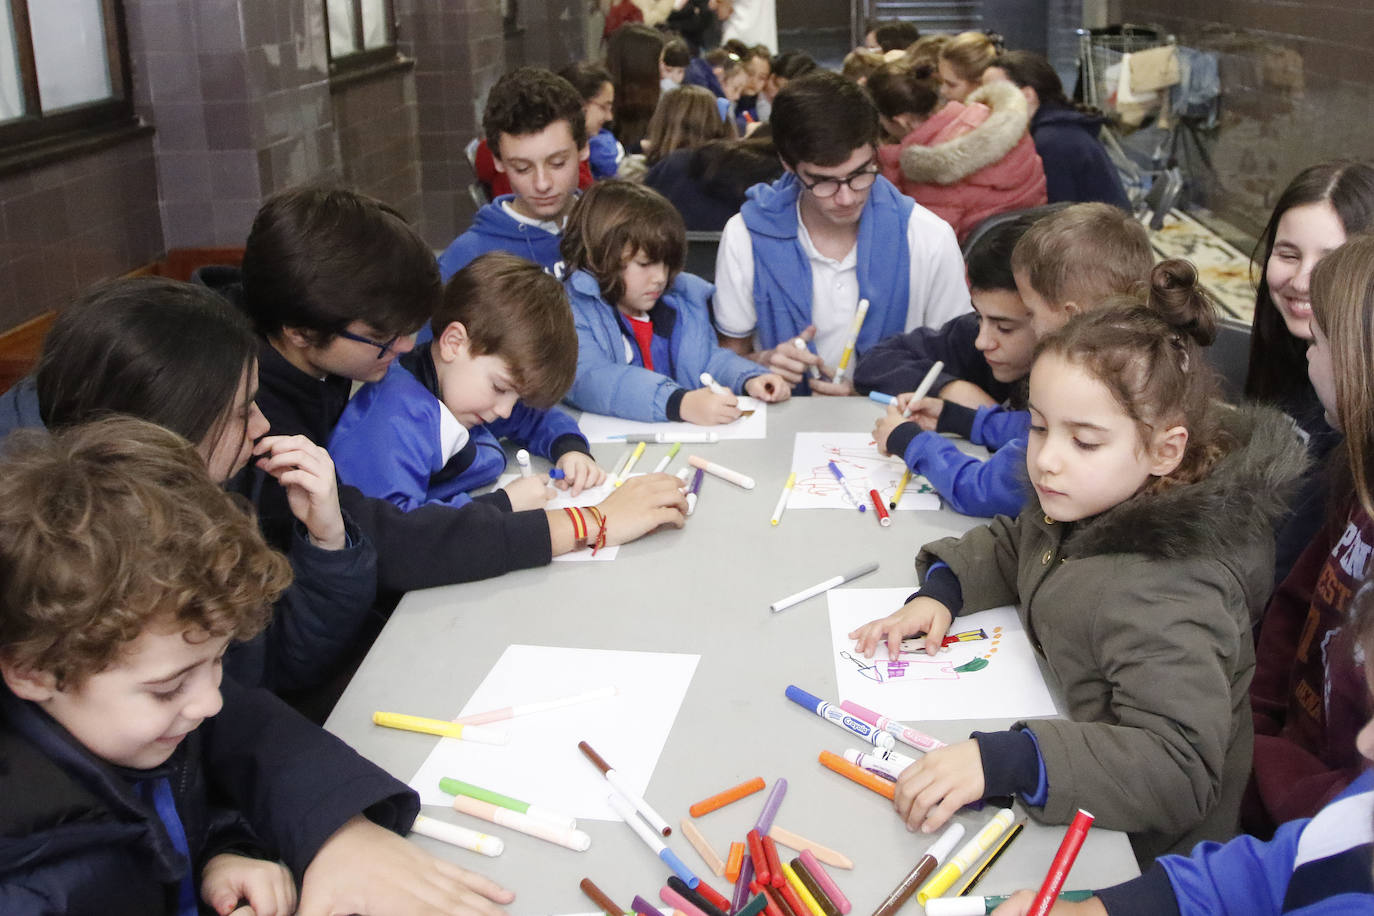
[[574, 398, 766, 443], [788, 432, 940, 511], [495, 475, 620, 560], [828, 588, 1058, 721], [408, 645, 700, 819]]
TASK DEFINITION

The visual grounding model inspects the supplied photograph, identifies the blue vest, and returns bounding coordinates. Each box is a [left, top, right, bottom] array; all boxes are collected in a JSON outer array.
[[741, 172, 914, 393]]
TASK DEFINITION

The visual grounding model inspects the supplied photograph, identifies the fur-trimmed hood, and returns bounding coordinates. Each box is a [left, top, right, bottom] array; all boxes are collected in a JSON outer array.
[[1062, 403, 1309, 561], [898, 80, 1031, 185]]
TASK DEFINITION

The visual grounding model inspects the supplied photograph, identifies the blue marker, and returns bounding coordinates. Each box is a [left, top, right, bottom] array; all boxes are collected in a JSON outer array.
[[868, 391, 897, 406], [549, 467, 566, 480], [785, 685, 895, 749], [827, 461, 866, 512]]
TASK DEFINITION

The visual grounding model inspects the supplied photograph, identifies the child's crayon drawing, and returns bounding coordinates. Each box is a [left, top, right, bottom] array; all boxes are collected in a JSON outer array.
[[827, 589, 1059, 721], [788, 432, 940, 511]]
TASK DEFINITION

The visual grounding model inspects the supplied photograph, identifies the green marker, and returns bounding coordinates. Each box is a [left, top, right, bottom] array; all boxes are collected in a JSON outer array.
[[924, 890, 1094, 915], [653, 441, 682, 473], [439, 777, 576, 831]]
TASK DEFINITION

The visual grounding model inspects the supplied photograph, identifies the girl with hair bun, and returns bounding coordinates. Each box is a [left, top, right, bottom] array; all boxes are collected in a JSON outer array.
[[852, 257, 1308, 863]]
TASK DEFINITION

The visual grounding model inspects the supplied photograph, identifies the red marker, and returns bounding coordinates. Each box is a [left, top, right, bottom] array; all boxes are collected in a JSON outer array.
[[1026, 809, 1095, 916], [869, 489, 890, 526]]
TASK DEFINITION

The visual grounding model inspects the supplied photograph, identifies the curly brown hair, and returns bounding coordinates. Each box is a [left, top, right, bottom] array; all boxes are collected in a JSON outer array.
[[0, 417, 292, 688]]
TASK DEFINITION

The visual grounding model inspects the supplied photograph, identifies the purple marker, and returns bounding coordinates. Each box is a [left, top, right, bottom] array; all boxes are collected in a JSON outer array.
[[730, 853, 755, 913], [838, 699, 947, 752], [687, 466, 704, 516], [633, 895, 668, 916], [751, 777, 788, 835]]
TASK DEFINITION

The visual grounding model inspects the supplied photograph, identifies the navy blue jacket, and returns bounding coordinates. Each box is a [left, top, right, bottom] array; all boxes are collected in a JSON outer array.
[[0, 677, 418, 915], [644, 147, 783, 232], [853, 312, 1019, 401], [1030, 105, 1131, 210], [0, 377, 378, 694]]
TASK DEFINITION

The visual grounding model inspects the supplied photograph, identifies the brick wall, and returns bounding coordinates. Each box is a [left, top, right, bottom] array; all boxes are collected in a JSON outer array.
[[1119, 0, 1374, 235], [332, 70, 423, 226]]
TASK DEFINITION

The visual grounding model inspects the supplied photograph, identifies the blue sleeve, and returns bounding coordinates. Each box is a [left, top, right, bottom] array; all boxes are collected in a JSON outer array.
[[970, 406, 1031, 450], [487, 403, 588, 459], [330, 387, 457, 512], [588, 130, 622, 179], [704, 343, 765, 394], [256, 517, 378, 692], [566, 309, 682, 421], [902, 431, 1029, 518]]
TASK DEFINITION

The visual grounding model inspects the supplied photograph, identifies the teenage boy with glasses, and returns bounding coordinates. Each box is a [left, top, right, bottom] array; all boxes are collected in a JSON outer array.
[[714, 70, 970, 395]]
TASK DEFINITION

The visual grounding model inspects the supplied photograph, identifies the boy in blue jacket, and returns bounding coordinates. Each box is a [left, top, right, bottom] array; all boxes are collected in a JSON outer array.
[[438, 67, 589, 281], [869, 203, 1154, 517], [993, 579, 1374, 916], [561, 180, 789, 423], [331, 252, 604, 512], [0, 417, 515, 916]]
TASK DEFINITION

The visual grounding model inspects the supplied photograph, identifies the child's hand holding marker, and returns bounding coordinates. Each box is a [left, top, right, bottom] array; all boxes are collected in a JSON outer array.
[[893, 739, 986, 834], [897, 394, 944, 429], [681, 387, 743, 425], [871, 403, 908, 456], [759, 324, 826, 384], [502, 473, 554, 511], [849, 594, 953, 658], [555, 451, 604, 496], [593, 472, 690, 545]]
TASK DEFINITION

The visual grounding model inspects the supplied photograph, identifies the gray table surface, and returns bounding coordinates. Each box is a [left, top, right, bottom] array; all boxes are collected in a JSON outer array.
[[325, 397, 1140, 914]]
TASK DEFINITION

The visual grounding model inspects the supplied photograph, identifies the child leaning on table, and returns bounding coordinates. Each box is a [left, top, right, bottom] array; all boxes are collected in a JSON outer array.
[[992, 578, 1374, 916], [331, 250, 603, 512], [0, 417, 516, 916], [851, 288, 1308, 864], [561, 179, 790, 424], [869, 202, 1155, 518]]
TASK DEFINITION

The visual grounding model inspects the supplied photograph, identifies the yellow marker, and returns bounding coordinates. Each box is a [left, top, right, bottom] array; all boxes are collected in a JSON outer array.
[[782, 861, 826, 916], [832, 298, 870, 385], [372, 711, 508, 745], [889, 469, 912, 510], [916, 808, 1015, 905], [771, 471, 797, 526], [615, 441, 647, 487]]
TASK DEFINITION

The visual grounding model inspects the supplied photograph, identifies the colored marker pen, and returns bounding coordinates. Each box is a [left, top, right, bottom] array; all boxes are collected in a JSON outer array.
[[653, 441, 682, 473], [793, 337, 823, 380], [770, 472, 796, 526], [869, 488, 891, 526], [827, 461, 866, 512], [924, 892, 1094, 916], [838, 700, 947, 753], [785, 685, 895, 749], [903, 360, 945, 418], [515, 448, 532, 477], [699, 372, 730, 396], [868, 391, 897, 407]]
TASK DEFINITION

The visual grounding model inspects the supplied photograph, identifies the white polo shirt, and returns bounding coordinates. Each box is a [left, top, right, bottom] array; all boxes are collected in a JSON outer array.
[[712, 200, 971, 367]]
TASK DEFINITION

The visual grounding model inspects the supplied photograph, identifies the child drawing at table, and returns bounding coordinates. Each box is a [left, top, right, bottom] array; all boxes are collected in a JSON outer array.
[[851, 275, 1308, 864], [561, 179, 790, 424]]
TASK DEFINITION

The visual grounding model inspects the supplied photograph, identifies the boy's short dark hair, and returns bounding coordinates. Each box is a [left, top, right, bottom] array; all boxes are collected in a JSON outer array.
[[874, 21, 921, 52], [965, 211, 1042, 292], [1011, 202, 1153, 308], [661, 38, 691, 69], [436, 252, 577, 409], [560, 180, 686, 306], [557, 61, 613, 102], [483, 67, 587, 156], [241, 185, 439, 342], [770, 71, 879, 169], [0, 417, 291, 689]]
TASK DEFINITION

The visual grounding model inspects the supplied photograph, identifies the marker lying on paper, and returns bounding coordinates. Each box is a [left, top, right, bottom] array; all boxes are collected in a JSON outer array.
[[372, 711, 507, 744], [770, 562, 879, 613], [516, 448, 533, 477], [653, 442, 682, 473], [889, 469, 912, 510], [689, 455, 755, 489], [454, 685, 616, 726], [771, 472, 796, 526], [902, 360, 945, 418], [579, 740, 673, 836], [827, 461, 865, 512], [610, 431, 720, 443]]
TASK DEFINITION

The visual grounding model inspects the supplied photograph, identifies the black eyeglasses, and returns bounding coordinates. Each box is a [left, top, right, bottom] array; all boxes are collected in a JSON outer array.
[[337, 328, 406, 359], [798, 163, 880, 199]]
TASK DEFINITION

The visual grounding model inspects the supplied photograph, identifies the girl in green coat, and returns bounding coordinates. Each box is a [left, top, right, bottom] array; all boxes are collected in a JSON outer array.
[[852, 263, 1308, 863]]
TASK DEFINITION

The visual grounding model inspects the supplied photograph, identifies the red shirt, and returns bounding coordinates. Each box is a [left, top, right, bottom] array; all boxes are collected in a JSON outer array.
[[628, 314, 656, 371]]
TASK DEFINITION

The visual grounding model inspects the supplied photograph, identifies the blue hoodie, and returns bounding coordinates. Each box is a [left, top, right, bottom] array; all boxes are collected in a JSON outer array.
[[740, 172, 913, 394], [437, 195, 566, 282], [330, 349, 590, 512], [565, 268, 764, 422]]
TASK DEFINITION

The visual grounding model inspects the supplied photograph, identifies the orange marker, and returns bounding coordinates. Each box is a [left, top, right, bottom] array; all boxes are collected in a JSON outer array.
[[868, 489, 890, 527], [726, 842, 746, 882], [691, 777, 767, 817], [818, 750, 896, 800]]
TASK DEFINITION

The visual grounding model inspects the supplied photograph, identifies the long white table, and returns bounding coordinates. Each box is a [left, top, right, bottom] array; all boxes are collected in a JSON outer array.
[[325, 398, 1140, 914]]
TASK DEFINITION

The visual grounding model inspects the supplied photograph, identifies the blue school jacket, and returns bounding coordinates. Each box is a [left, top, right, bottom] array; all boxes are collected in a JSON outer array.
[[1093, 769, 1374, 916], [887, 409, 1032, 518], [436, 195, 565, 282], [564, 268, 765, 422], [329, 349, 589, 511]]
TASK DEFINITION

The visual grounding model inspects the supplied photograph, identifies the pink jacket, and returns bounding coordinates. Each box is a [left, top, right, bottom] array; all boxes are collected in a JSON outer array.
[[879, 80, 1047, 241]]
